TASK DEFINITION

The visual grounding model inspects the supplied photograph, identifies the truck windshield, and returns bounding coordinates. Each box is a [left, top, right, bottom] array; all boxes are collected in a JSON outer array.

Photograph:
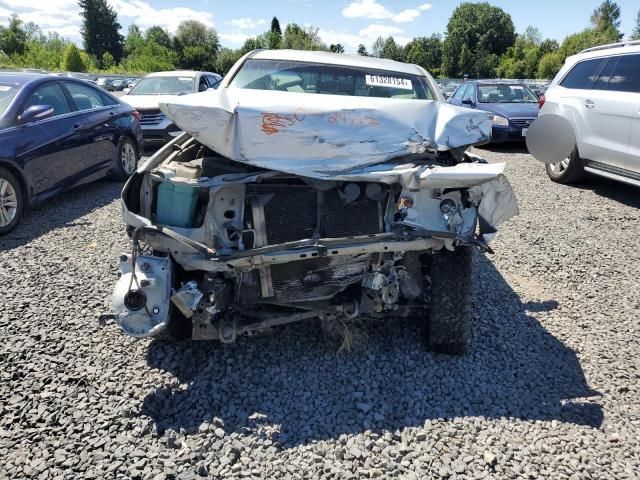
[[231, 59, 435, 100]]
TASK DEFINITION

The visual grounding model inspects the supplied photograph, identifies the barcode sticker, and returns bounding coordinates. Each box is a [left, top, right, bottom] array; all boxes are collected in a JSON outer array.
[[365, 75, 412, 90]]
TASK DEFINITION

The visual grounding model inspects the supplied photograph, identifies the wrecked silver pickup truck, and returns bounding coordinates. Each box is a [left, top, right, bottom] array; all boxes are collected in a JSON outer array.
[[111, 50, 518, 355]]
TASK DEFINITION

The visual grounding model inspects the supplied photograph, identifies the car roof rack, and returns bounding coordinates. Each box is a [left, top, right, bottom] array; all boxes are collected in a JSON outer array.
[[579, 39, 640, 54]]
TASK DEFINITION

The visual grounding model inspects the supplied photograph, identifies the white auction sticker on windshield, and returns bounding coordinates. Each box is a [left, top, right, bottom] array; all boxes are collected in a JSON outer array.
[[365, 74, 412, 90]]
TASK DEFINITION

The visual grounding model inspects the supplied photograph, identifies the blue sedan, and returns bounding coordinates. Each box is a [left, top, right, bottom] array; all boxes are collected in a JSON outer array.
[[0, 73, 143, 234], [448, 81, 540, 143]]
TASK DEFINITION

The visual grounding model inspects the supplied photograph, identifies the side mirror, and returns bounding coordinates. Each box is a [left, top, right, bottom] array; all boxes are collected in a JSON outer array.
[[461, 98, 475, 106], [18, 105, 54, 124], [123, 88, 131, 94]]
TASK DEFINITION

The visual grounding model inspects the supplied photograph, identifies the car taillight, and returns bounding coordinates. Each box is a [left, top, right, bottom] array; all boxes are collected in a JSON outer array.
[[538, 95, 545, 109], [132, 110, 141, 121]]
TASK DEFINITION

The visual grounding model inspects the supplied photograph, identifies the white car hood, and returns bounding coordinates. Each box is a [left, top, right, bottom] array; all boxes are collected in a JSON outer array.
[[122, 94, 186, 110], [158, 88, 494, 184]]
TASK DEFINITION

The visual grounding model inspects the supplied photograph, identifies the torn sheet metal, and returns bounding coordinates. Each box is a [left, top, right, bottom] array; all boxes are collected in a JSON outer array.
[[159, 88, 493, 183]]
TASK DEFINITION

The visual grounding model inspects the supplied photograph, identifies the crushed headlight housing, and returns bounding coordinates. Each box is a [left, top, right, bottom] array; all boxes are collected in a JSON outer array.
[[491, 115, 509, 126]]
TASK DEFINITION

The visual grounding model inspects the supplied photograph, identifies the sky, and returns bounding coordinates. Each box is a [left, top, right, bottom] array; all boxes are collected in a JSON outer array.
[[0, 0, 638, 53]]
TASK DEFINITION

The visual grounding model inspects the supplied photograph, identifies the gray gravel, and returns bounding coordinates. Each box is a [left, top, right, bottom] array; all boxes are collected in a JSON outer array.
[[1, 146, 639, 479]]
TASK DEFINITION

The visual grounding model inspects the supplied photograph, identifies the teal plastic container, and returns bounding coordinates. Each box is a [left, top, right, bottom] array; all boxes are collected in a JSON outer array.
[[155, 182, 198, 228]]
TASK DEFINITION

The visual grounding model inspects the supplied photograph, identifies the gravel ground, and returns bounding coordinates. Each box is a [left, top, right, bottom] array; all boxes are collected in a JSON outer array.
[[1, 146, 639, 479]]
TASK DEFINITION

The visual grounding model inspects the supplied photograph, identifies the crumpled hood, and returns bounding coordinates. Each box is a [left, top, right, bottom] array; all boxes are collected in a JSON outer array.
[[159, 88, 493, 179]]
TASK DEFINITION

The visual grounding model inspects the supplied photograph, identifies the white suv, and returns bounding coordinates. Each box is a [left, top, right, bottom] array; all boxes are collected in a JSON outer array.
[[539, 41, 640, 185]]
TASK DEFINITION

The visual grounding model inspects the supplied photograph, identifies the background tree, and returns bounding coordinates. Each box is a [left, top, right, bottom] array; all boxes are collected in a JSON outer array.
[[124, 24, 144, 56], [0, 14, 28, 57], [442, 2, 515, 77], [590, 0, 621, 32], [357, 44, 368, 56], [281, 24, 327, 50], [537, 51, 563, 79], [329, 43, 344, 53], [496, 26, 556, 78], [371, 36, 384, 57], [271, 17, 282, 37], [145, 26, 172, 49], [78, 0, 124, 64], [379, 37, 404, 61], [215, 47, 242, 75], [404, 34, 442, 75], [631, 9, 640, 40], [174, 20, 220, 70], [61, 44, 85, 72], [101, 51, 115, 69]]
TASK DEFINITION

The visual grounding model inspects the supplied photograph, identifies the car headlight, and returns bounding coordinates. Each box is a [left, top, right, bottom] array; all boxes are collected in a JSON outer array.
[[491, 115, 509, 126]]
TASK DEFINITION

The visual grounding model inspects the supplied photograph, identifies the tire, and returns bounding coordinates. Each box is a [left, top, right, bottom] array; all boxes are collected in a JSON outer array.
[[426, 246, 473, 355], [545, 146, 585, 184], [0, 167, 24, 236], [111, 136, 139, 181]]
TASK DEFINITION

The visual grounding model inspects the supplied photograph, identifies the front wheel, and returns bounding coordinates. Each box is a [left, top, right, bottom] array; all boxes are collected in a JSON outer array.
[[0, 167, 24, 236], [426, 246, 473, 355], [111, 136, 139, 181], [545, 146, 585, 184]]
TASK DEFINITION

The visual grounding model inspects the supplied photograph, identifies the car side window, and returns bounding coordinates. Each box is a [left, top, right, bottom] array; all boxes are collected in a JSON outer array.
[[600, 54, 640, 93], [452, 84, 466, 100], [198, 76, 208, 92], [207, 75, 220, 89], [462, 84, 474, 102], [560, 58, 605, 89], [64, 82, 106, 111], [23, 82, 71, 117]]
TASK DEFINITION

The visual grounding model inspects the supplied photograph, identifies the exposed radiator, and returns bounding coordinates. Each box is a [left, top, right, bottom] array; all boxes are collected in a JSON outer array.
[[245, 183, 384, 245]]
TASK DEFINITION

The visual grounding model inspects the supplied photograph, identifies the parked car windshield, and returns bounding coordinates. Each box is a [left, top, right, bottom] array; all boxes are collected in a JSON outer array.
[[478, 84, 538, 103], [231, 59, 435, 100], [0, 82, 20, 117], [128, 76, 195, 95]]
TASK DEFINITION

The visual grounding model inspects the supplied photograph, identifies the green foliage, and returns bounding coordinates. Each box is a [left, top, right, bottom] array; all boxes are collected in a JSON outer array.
[[0, 14, 28, 56], [380, 37, 404, 61], [560, 27, 619, 57], [174, 20, 219, 70], [145, 26, 172, 49], [443, 2, 516, 77], [496, 26, 557, 79], [371, 36, 384, 57], [590, 0, 621, 33], [121, 40, 178, 73], [0, 49, 14, 68], [78, 0, 124, 63], [537, 51, 564, 79], [62, 44, 85, 72], [216, 47, 242, 75], [124, 24, 144, 55], [357, 44, 368, 56], [404, 34, 442, 74], [281, 24, 327, 51], [630, 10, 640, 40], [270, 17, 282, 37], [330, 44, 345, 53], [101, 51, 115, 69]]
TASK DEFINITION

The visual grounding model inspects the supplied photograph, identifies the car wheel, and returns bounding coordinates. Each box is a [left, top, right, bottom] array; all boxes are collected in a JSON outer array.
[[545, 146, 585, 184], [112, 136, 139, 181], [425, 246, 473, 355], [0, 167, 24, 236]]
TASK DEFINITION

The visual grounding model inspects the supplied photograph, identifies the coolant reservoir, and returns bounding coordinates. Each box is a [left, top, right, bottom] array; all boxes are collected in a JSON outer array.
[[155, 182, 199, 228]]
